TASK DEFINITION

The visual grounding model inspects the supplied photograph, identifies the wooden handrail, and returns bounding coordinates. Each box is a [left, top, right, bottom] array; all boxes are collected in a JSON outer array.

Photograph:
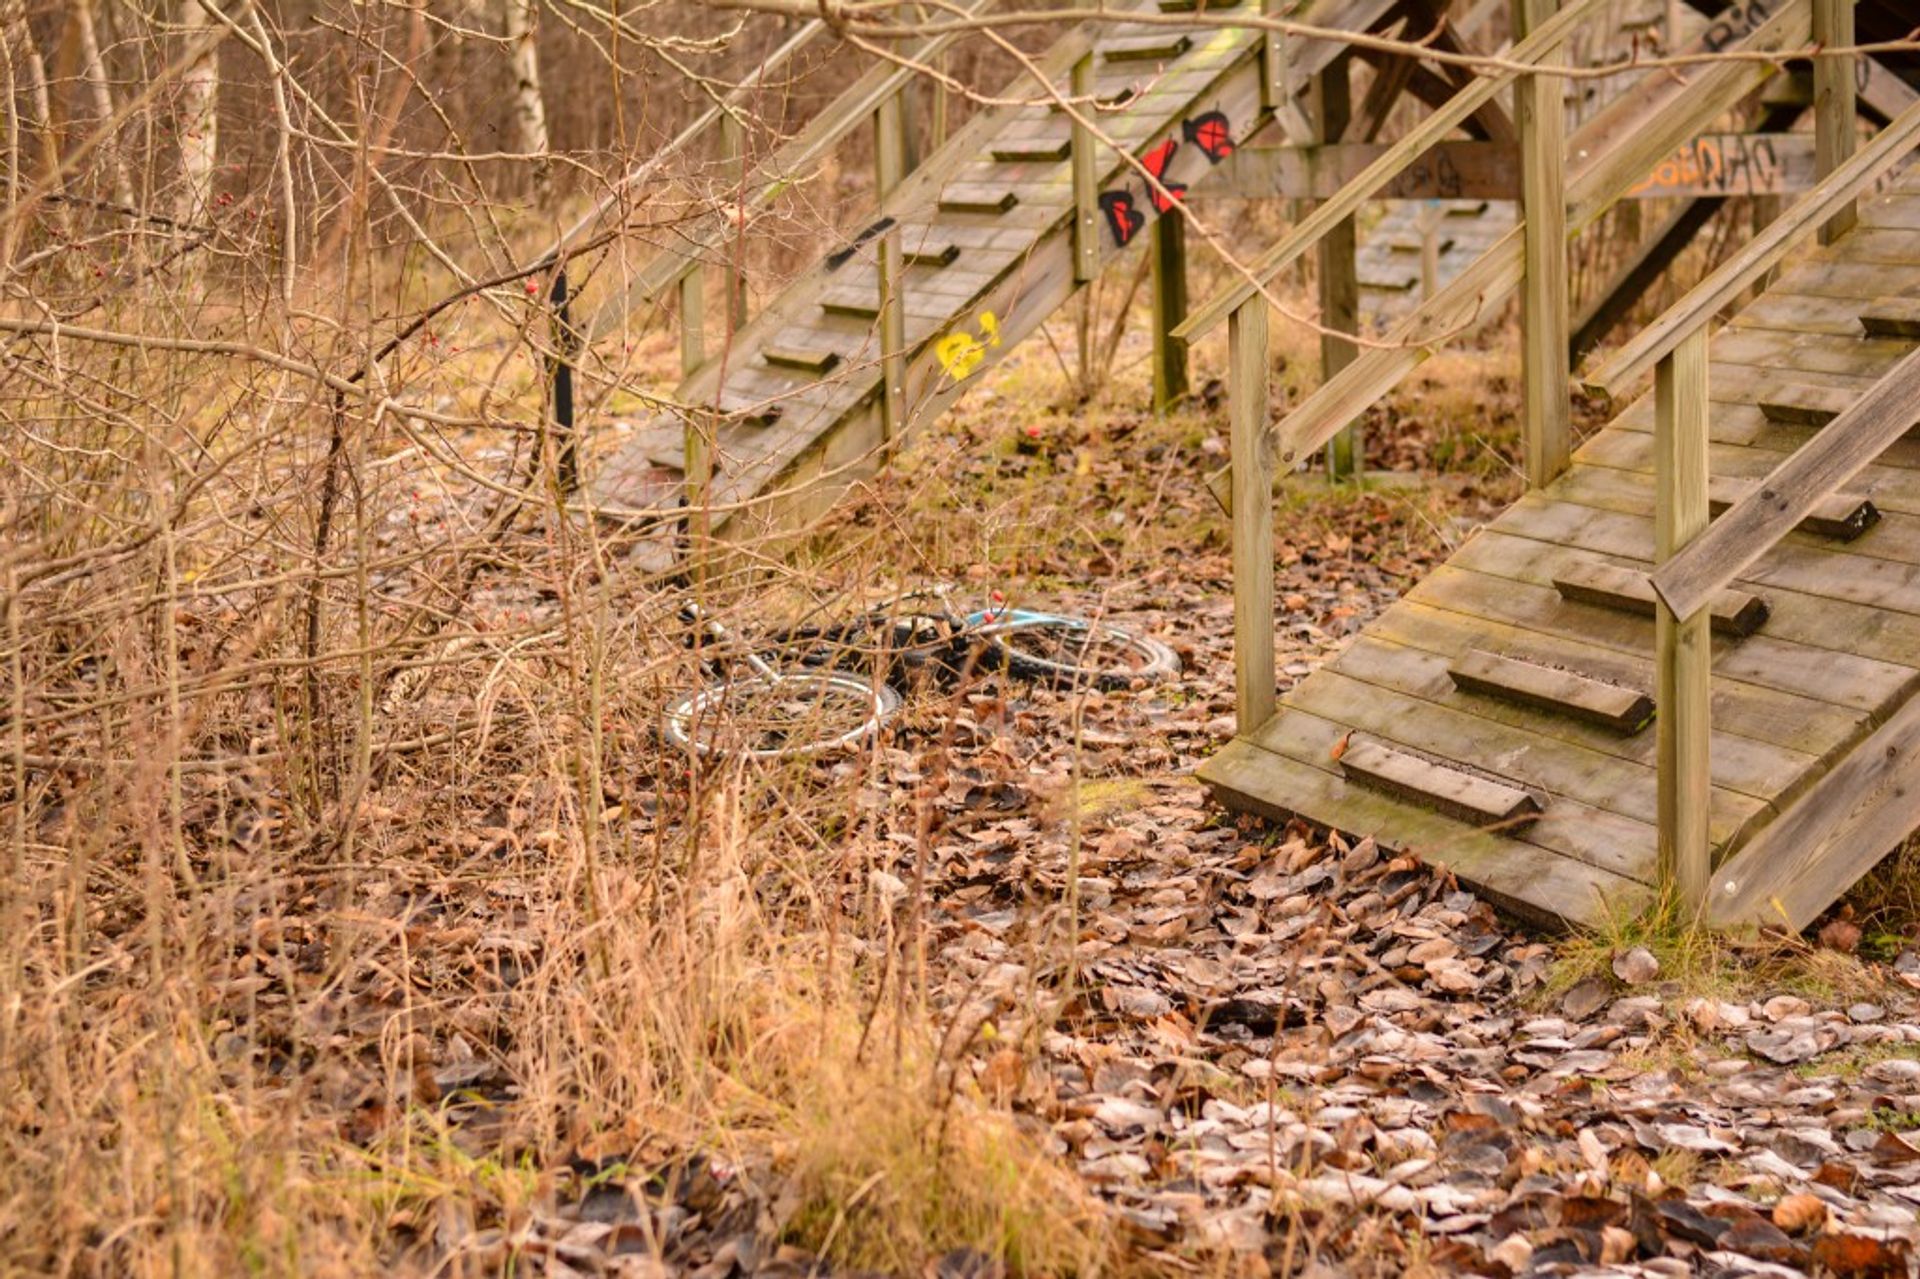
[[1585, 94, 1920, 400], [1171, 0, 1611, 344], [1268, 0, 1811, 469], [1652, 344, 1920, 623]]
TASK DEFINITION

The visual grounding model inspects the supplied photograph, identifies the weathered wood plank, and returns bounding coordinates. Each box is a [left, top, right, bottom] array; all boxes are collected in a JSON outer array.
[[937, 184, 1021, 214], [1287, 665, 1767, 845], [1199, 734, 1651, 929], [1812, 0, 1857, 244], [1552, 559, 1769, 635], [1861, 297, 1920, 339], [1758, 382, 1854, 426], [1655, 343, 1920, 622], [1449, 647, 1653, 733], [1654, 331, 1712, 909], [1709, 689, 1920, 930], [764, 345, 841, 374], [1369, 597, 1863, 762], [1339, 636, 1813, 800], [1421, 552, 1920, 718], [1103, 33, 1193, 61], [1242, 704, 1656, 881], [1229, 296, 1275, 732], [1339, 735, 1542, 825], [1516, 0, 1569, 490], [1708, 474, 1880, 541], [991, 139, 1070, 163]]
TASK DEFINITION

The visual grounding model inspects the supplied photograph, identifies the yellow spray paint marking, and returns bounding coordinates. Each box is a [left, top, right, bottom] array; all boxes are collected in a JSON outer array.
[[935, 310, 1002, 381]]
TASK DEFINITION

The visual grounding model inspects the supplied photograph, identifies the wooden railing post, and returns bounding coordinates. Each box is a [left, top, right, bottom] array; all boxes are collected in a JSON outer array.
[[1229, 296, 1276, 733], [1151, 212, 1189, 412], [678, 267, 704, 379], [1310, 54, 1361, 481], [1813, 0, 1857, 244], [1516, 0, 1571, 489], [874, 91, 909, 439], [720, 112, 749, 328], [679, 265, 712, 560], [1071, 52, 1097, 395], [1071, 52, 1097, 285], [1654, 328, 1711, 912]]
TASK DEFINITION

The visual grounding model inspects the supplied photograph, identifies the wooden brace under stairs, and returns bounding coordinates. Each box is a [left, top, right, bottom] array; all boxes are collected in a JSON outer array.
[[1202, 171, 1920, 933]]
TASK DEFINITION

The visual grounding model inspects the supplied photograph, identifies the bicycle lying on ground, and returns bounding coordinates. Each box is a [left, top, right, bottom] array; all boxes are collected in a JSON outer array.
[[662, 586, 1178, 760]]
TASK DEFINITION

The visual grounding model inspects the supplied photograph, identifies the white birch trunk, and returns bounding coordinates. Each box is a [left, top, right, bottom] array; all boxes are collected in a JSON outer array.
[[503, 0, 551, 201], [175, 0, 218, 226], [74, 0, 134, 209]]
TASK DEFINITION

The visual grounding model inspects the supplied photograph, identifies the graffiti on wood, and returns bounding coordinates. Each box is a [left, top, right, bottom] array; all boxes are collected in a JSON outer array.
[[935, 310, 1002, 380]]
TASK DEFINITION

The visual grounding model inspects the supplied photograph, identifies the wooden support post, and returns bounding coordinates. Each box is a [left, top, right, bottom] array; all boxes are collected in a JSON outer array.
[[679, 265, 712, 562], [1813, 0, 1857, 244], [875, 91, 909, 439], [1261, 0, 1284, 114], [1071, 53, 1097, 285], [1071, 52, 1097, 396], [1311, 55, 1360, 480], [1516, 0, 1571, 489], [1415, 200, 1443, 300], [678, 266, 704, 379], [1654, 328, 1711, 913], [1151, 212, 1189, 412], [720, 112, 749, 328], [1229, 296, 1276, 733], [930, 50, 950, 152]]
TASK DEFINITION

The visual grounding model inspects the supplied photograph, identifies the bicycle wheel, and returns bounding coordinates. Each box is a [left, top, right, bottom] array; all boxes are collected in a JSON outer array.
[[986, 618, 1179, 689], [662, 672, 900, 759]]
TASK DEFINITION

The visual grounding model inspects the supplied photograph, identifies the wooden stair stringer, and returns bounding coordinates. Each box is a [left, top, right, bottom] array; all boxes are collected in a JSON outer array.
[[585, 0, 1402, 530]]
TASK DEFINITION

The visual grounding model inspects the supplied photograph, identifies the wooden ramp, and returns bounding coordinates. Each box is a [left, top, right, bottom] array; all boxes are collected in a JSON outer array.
[[1202, 172, 1920, 932], [585, 0, 1399, 538]]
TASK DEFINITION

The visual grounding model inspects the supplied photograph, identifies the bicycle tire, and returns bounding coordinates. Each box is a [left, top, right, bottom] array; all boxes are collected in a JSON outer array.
[[986, 618, 1179, 689], [662, 671, 901, 759]]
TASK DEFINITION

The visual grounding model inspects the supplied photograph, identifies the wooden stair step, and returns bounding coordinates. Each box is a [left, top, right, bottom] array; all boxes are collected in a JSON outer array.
[[1389, 236, 1455, 255], [715, 389, 784, 426], [1707, 475, 1879, 541], [938, 184, 1020, 214], [1551, 560, 1769, 636], [1102, 33, 1193, 62], [1859, 297, 1920, 339], [1445, 201, 1491, 218], [819, 290, 880, 321], [906, 241, 961, 268], [1338, 736, 1543, 827], [1051, 87, 1138, 113], [990, 139, 1071, 163], [1448, 649, 1655, 734], [1157, 0, 1241, 10], [1758, 383, 1854, 426], [763, 345, 841, 374]]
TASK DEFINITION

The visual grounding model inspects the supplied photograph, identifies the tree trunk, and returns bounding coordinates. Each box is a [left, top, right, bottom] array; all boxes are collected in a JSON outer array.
[[504, 0, 551, 202], [175, 0, 218, 226], [74, 0, 133, 209]]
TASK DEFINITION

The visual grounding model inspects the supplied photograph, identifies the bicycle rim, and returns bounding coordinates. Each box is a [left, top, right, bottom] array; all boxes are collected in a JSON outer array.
[[663, 672, 898, 759]]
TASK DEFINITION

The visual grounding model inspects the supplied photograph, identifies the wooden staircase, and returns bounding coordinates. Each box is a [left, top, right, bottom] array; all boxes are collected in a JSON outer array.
[[1202, 171, 1920, 930], [585, 0, 1401, 542]]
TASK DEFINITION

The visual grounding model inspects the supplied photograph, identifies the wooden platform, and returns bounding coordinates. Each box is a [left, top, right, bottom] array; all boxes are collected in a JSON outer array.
[[1202, 172, 1920, 931]]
